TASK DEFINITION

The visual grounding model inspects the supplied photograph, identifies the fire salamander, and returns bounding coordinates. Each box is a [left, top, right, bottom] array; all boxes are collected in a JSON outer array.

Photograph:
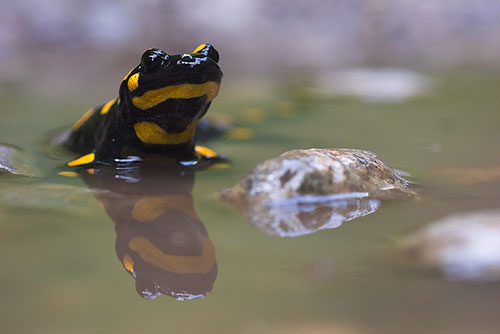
[[65, 43, 223, 166]]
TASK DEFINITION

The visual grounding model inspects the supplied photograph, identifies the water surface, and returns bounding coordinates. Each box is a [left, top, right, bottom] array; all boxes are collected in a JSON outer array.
[[1, 73, 500, 333]]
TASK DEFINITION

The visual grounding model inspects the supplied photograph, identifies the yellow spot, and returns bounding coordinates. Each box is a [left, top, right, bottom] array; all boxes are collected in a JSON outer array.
[[228, 127, 254, 140], [122, 68, 133, 81], [134, 120, 199, 145], [132, 81, 219, 110], [129, 236, 215, 274], [242, 107, 267, 124], [68, 153, 95, 166], [86, 168, 96, 175], [210, 163, 230, 169], [208, 113, 235, 123], [437, 167, 500, 185], [195, 145, 217, 158], [127, 73, 140, 92], [276, 99, 298, 118], [193, 43, 207, 53], [122, 254, 135, 273], [73, 108, 95, 130], [58, 171, 78, 177], [132, 195, 199, 222], [100, 99, 116, 115]]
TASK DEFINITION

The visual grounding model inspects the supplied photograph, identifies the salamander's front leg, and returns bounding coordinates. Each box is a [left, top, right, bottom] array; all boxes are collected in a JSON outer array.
[[67, 151, 108, 167], [194, 145, 218, 159], [194, 145, 230, 170]]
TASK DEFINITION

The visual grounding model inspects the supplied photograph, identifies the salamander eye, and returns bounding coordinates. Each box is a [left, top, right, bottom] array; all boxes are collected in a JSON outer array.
[[141, 48, 169, 73]]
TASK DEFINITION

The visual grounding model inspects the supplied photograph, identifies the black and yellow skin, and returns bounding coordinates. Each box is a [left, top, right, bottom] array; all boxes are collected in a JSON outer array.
[[78, 162, 217, 300], [65, 43, 223, 166]]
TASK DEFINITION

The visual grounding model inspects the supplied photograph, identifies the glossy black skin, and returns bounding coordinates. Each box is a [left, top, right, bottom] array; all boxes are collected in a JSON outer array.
[[65, 44, 223, 163], [79, 163, 217, 300]]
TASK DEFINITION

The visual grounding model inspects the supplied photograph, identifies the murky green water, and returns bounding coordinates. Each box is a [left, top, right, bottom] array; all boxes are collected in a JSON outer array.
[[2, 73, 500, 333]]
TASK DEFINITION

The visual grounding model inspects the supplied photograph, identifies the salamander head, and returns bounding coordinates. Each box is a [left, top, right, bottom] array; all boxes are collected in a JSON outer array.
[[119, 44, 223, 146]]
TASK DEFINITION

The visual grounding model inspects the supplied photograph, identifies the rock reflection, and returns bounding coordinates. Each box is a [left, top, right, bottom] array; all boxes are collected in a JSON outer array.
[[78, 162, 217, 300], [224, 195, 380, 237]]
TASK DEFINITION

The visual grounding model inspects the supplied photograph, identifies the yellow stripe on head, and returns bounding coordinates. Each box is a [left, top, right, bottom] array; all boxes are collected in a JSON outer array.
[[68, 153, 95, 166], [132, 81, 220, 110], [133, 120, 199, 145], [193, 43, 207, 54], [127, 73, 140, 92], [100, 98, 116, 115], [73, 108, 95, 130], [122, 69, 134, 82]]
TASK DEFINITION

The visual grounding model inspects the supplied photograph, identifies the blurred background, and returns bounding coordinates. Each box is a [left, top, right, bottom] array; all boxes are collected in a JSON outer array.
[[2, 0, 500, 96]]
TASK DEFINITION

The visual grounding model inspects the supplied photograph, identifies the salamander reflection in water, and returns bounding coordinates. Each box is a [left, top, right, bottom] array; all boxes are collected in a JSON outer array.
[[78, 163, 217, 300], [65, 43, 223, 166]]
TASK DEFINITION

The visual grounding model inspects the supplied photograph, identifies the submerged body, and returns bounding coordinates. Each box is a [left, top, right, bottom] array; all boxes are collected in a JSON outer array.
[[65, 44, 223, 166], [77, 163, 217, 300]]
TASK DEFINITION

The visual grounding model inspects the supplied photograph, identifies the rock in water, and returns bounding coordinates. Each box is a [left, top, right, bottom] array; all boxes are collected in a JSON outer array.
[[221, 148, 417, 237], [0, 144, 42, 178], [223, 149, 417, 203], [400, 210, 500, 283]]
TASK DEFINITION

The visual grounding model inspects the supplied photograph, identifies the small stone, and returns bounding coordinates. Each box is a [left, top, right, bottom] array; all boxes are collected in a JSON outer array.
[[0, 144, 42, 178], [400, 210, 500, 282], [314, 68, 433, 103], [221, 148, 417, 236]]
